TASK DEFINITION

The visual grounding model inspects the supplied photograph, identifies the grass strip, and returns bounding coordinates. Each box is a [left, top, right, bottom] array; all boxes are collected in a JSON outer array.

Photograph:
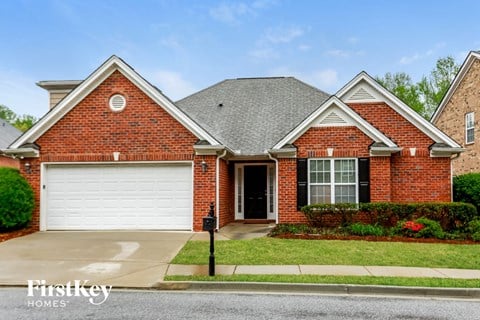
[[172, 238, 480, 269], [165, 274, 480, 288]]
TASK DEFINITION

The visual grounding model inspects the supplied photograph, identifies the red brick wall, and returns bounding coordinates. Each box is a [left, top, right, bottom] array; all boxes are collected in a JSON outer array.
[[218, 159, 234, 228], [22, 70, 214, 231], [277, 102, 452, 224], [296, 126, 372, 158], [193, 156, 216, 231], [0, 156, 19, 168]]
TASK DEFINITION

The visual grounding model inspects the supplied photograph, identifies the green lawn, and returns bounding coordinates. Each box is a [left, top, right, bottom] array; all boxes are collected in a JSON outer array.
[[172, 238, 480, 269], [164, 274, 480, 288]]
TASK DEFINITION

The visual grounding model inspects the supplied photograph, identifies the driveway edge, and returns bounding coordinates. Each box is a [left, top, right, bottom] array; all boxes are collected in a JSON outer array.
[[152, 281, 480, 299]]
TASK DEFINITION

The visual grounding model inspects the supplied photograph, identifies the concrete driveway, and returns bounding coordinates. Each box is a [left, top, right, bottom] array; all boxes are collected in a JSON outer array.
[[0, 231, 193, 287]]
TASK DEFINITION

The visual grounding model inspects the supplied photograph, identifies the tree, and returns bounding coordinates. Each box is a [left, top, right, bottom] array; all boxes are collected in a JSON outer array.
[[375, 72, 424, 115], [418, 56, 460, 119], [376, 56, 460, 119], [0, 104, 37, 132]]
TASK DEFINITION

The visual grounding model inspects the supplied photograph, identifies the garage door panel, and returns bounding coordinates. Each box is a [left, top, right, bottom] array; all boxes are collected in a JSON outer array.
[[45, 164, 192, 230]]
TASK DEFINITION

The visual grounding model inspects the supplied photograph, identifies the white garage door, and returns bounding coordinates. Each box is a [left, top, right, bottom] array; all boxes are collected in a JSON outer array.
[[44, 163, 192, 230]]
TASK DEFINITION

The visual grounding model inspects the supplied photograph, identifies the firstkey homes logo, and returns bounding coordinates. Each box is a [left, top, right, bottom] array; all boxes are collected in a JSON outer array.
[[26, 280, 112, 308]]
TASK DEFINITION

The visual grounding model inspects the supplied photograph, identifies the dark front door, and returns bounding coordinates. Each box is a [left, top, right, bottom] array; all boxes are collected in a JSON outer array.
[[244, 165, 267, 219]]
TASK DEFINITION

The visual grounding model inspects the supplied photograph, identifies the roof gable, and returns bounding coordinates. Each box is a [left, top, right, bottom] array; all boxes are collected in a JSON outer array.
[[431, 51, 480, 123], [336, 72, 462, 149], [273, 96, 397, 149], [10, 55, 219, 149]]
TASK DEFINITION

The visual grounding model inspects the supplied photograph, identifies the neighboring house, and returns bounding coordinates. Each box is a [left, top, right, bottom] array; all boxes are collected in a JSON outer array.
[[4, 56, 462, 231], [431, 51, 480, 175], [0, 118, 21, 168]]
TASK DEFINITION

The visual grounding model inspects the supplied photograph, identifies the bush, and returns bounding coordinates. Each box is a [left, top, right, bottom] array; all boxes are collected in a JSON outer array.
[[415, 217, 445, 239], [301, 203, 358, 227], [0, 167, 34, 230], [454, 173, 480, 211], [346, 223, 384, 236], [467, 219, 480, 241], [269, 224, 313, 236]]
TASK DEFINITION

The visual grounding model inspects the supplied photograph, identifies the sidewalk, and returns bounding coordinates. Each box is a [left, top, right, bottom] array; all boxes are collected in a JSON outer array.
[[166, 264, 480, 279]]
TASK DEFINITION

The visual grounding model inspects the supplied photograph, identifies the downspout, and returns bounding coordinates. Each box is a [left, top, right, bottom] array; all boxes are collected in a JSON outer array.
[[216, 149, 228, 230], [267, 152, 279, 224]]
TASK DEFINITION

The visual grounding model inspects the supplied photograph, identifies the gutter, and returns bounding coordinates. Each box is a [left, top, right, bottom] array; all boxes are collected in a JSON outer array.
[[267, 151, 279, 225]]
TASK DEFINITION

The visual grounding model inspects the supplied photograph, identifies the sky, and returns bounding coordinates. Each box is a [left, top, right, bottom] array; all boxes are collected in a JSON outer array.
[[1, 0, 480, 119]]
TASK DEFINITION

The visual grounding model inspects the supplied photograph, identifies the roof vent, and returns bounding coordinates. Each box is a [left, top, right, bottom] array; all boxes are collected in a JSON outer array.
[[109, 94, 126, 112], [319, 111, 348, 125], [218, 103, 223, 107], [350, 87, 375, 100]]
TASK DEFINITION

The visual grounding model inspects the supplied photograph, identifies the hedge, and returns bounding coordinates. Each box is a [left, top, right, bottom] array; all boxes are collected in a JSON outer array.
[[453, 173, 480, 211], [0, 167, 34, 230], [301, 202, 477, 231]]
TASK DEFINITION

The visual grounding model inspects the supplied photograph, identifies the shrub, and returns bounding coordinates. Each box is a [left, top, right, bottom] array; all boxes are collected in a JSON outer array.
[[454, 173, 480, 211], [467, 219, 480, 241], [301, 203, 358, 227], [0, 167, 34, 230], [269, 224, 313, 236], [414, 218, 445, 239], [346, 223, 384, 236], [395, 218, 444, 239]]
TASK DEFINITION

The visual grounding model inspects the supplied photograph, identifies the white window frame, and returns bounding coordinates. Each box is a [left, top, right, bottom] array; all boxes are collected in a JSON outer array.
[[308, 158, 358, 204], [234, 163, 276, 220], [466, 112, 475, 144]]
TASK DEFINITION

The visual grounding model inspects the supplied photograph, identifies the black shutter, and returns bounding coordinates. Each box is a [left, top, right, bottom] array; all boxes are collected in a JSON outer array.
[[358, 157, 370, 203], [297, 158, 308, 210]]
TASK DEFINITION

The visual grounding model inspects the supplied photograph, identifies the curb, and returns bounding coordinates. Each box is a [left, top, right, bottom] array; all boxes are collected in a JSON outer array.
[[152, 281, 480, 299]]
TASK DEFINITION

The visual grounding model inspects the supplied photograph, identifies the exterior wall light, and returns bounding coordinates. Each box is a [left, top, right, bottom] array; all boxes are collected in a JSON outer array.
[[24, 162, 32, 174], [201, 160, 208, 173]]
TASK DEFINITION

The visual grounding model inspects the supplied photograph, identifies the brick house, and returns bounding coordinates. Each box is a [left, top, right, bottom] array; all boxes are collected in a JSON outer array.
[[0, 118, 21, 168], [431, 51, 480, 175], [5, 56, 462, 231]]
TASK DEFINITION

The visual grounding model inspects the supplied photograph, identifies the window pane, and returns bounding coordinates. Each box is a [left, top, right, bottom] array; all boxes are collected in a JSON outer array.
[[310, 185, 331, 204], [334, 159, 355, 183], [310, 160, 330, 183], [467, 128, 475, 143], [334, 185, 356, 203]]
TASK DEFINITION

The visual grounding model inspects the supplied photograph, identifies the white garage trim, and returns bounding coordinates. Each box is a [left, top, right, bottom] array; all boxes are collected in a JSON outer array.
[[40, 161, 193, 231]]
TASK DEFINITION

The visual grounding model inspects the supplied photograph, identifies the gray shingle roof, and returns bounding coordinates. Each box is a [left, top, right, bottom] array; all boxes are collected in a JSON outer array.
[[176, 77, 330, 155], [0, 119, 22, 149]]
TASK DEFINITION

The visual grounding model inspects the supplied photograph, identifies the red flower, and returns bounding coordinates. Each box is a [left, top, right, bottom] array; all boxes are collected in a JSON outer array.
[[403, 221, 424, 232]]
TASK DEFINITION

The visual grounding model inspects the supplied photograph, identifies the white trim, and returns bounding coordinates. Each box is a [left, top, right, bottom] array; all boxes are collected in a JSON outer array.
[[307, 158, 358, 205], [11, 56, 219, 149], [273, 96, 397, 149], [465, 112, 475, 145], [432, 51, 480, 123], [40, 160, 194, 231], [234, 163, 276, 220], [336, 71, 462, 149]]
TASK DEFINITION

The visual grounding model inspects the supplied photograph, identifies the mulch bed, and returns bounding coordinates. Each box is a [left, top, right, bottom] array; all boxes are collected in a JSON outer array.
[[0, 227, 36, 243], [275, 233, 480, 245]]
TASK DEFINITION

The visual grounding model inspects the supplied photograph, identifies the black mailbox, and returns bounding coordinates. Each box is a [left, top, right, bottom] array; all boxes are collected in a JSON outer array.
[[202, 215, 216, 231]]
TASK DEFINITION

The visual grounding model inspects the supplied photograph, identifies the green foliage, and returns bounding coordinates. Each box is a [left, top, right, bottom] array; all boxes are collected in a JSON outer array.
[[301, 203, 358, 227], [467, 219, 480, 241], [0, 104, 37, 132], [0, 167, 34, 229], [269, 224, 314, 236], [415, 218, 445, 239], [376, 56, 460, 119], [453, 173, 480, 211], [375, 72, 423, 114], [346, 223, 384, 236]]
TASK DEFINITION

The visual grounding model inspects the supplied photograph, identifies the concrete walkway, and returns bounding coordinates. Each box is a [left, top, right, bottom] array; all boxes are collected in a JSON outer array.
[[166, 264, 480, 279]]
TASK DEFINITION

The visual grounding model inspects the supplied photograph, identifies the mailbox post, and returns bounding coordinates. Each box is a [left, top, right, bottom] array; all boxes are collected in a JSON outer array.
[[202, 202, 216, 276]]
